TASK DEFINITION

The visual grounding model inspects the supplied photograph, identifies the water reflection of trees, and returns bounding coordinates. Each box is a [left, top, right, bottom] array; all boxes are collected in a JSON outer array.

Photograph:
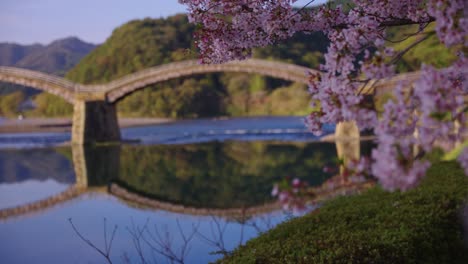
[[115, 141, 338, 209]]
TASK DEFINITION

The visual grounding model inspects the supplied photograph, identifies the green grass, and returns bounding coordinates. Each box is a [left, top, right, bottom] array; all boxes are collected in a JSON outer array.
[[444, 141, 468, 161], [219, 162, 468, 264]]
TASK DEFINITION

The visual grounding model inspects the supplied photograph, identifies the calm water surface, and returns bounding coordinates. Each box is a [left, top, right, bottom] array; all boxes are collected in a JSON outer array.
[[0, 117, 367, 263]]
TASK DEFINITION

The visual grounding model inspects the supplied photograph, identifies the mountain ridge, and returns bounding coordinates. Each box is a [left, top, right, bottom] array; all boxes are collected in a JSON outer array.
[[0, 36, 97, 75], [0, 37, 97, 98]]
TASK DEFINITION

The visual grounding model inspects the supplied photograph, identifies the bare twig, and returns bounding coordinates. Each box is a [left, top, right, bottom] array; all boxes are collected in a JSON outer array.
[[196, 216, 232, 256], [68, 218, 117, 264], [141, 220, 199, 264], [127, 218, 151, 264], [245, 214, 274, 234], [290, 0, 316, 18]]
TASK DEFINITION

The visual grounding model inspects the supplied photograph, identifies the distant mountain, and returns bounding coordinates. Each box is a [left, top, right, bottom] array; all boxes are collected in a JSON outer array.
[[0, 43, 43, 67], [0, 37, 97, 75], [0, 37, 97, 96]]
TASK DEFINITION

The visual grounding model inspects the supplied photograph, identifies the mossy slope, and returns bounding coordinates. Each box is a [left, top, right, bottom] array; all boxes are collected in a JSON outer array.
[[220, 162, 468, 264]]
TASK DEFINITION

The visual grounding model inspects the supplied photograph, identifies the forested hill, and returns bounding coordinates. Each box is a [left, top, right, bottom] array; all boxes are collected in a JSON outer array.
[[66, 15, 329, 84], [66, 15, 199, 84], [65, 14, 328, 118]]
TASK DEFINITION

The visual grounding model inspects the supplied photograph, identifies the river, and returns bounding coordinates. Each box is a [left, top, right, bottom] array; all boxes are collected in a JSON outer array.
[[0, 116, 370, 264]]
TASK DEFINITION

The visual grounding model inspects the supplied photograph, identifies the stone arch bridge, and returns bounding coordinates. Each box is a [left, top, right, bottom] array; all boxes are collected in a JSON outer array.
[[0, 59, 420, 144]]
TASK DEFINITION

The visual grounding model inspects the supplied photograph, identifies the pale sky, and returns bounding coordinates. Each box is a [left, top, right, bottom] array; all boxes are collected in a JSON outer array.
[[0, 0, 327, 45]]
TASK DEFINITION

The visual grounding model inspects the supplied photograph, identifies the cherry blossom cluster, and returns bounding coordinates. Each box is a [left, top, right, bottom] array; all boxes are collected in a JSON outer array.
[[370, 85, 431, 190], [426, 0, 468, 46], [271, 178, 310, 214], [414, 62, 467, 152], [178, 0, 301, 63], [346, 156, 371, 182], [180, 0, 468, 190]]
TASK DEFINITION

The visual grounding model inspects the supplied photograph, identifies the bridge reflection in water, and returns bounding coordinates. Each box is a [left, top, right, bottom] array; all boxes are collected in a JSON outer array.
[[0, 140, 374, 221]]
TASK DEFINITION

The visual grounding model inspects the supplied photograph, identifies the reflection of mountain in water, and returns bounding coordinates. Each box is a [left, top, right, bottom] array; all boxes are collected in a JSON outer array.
[[0, 148, 75, 184], [116, 142, 337, 209]]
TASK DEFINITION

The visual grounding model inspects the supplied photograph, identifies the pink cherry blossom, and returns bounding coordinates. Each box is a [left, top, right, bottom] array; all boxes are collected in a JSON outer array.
[[180, 0, 468, 191]]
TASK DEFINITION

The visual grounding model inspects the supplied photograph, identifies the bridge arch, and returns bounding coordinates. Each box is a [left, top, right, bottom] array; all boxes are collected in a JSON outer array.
[[0, 59, 316, 104], [0, 67, 79, 103], [102, 59, 314, 103]]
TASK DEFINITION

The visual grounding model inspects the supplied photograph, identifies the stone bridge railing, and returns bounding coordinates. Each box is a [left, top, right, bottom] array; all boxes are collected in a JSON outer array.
[[0, 60, 423, 104], [109, 183, 282, 219], [0, 185, 86, 221], [103, 59, 313, 102], [0, 67, 80, 103], [0, 59, 314, 103]]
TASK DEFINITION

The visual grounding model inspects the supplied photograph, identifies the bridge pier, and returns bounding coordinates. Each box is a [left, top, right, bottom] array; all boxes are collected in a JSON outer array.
[[72, 144, 121, 186], [71, 100, 121, 145], [334, 121, 361, 175]]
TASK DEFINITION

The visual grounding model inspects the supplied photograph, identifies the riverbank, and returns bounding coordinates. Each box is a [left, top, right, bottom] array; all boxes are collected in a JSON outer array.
[[0, 117, 172, 133], [219, 161, 468, 263]]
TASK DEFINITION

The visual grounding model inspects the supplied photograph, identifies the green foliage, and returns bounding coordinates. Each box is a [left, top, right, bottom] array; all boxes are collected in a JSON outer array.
[[267, 83, 311, 116], [221, 75, 311, 116], [386, 24, 457, 72], [118, 77, 223, 118], [252, 31, 328, 68], [444, 140, 468, 161], [66, 15, 196, 84], [33, 93, 73, 117], [0, 91, 24, 117], [220, 162, 468, 263]]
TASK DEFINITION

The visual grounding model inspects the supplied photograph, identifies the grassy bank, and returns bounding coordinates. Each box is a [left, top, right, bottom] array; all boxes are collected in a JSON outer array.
[[220, 162, 468, 263]]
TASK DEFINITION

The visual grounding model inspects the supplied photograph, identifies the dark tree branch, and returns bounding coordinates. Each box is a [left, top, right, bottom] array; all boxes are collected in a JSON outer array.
[[382, 23, 431, 43], [127, 218, 151, 264], [69, 218, 117, 264], [389, 31, 434, 65]]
